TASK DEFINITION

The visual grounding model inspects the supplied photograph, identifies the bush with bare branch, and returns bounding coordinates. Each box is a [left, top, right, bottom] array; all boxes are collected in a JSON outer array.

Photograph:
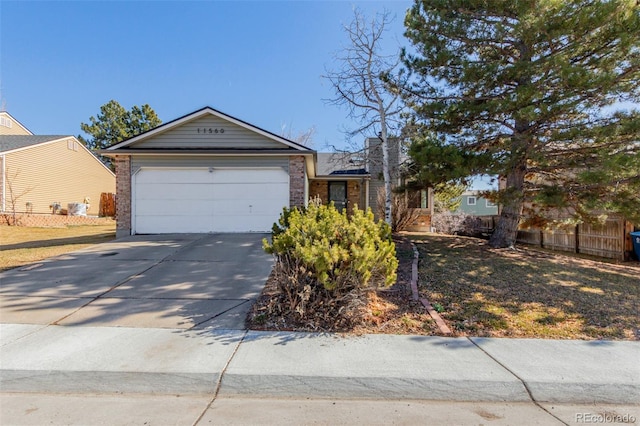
[[376, 188, 421, 232]]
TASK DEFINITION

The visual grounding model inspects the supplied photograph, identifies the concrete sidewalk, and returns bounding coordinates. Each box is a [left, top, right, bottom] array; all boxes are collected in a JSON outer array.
[[1, 325, 638, 404], [2, 394, 639, 425]]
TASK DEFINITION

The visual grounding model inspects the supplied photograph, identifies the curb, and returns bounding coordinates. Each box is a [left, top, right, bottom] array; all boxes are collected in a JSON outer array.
[[410, 242, 452, 334]]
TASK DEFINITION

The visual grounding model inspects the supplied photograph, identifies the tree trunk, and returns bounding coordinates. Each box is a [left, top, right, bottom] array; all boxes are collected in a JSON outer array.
[[489, 139, 528, 248], [380, 117, 393, 226], [489, 38, 532, 248]]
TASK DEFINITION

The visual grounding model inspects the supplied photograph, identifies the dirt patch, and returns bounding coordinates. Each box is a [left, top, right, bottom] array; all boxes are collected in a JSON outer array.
[[246, 236, 439, 335]]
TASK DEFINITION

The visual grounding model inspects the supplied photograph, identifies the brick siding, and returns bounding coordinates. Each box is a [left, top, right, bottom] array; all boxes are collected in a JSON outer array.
[[115, 156, 131, 237], [0, 214, 115, 227], [309, 179, 364, 215], [289, 156, 305, 208]]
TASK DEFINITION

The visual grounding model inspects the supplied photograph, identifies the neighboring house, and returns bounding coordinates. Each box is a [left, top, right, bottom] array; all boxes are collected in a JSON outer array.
[[103, 106, 433, 237], [0, 111, 32, 136], [0, 112, 115, 217], [457, 190, 498, 216]]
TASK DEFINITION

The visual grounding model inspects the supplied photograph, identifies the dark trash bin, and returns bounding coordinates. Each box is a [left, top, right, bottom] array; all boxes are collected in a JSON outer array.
[[631, 231, 640, 260]]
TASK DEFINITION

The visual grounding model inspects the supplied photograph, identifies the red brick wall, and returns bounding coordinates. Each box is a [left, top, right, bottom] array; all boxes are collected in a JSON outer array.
[[115, 156, 131, 236], [309, 179, 364, 215], [0, 214, 115, 227], [289, 156, 306, 208]]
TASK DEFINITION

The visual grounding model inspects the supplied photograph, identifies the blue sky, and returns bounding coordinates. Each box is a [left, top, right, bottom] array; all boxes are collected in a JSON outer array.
[[1, 0, 412, 150]]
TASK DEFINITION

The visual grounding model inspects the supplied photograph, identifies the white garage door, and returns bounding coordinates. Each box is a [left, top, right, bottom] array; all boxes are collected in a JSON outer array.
[[134, 168, 289, 233]]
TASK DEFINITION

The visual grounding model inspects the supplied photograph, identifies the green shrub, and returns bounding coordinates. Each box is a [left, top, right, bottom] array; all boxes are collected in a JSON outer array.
[[262, 201, 397, 329]]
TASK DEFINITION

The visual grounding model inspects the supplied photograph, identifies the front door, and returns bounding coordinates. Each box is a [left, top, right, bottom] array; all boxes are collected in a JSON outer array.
[[328, 181, 347, 212]]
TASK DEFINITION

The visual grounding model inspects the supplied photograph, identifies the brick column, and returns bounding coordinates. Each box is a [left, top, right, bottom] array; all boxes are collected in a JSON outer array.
[[115, 155, 131, 237], [289, 156, 306, 208]]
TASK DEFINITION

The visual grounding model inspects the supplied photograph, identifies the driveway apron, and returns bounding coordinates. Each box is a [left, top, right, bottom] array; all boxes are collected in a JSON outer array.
[[0, 233, 273, 330]]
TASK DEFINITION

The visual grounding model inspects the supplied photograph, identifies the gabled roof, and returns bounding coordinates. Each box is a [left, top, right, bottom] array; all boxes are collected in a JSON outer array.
[[105, 106, 314, 152], [0, 135, 69, 154], [0, 112, 33, 135], [0, 135, 114, 176]]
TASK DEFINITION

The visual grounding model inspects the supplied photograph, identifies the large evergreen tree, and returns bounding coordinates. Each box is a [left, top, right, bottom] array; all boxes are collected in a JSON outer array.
[[80, 100, 161, 151], [400, 0, 640, 247]]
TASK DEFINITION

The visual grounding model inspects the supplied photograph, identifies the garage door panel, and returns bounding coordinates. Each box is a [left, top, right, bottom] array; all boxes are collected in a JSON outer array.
[[134, 167, 290, 234], [136, 215, 214, 234], [135, 199, 215, 216], [212, 168, 288, 184], [136, 169, 213, 184], [212, 184, 288, 200], [213, 214, 276, 233], [136, 183, 213, 200]]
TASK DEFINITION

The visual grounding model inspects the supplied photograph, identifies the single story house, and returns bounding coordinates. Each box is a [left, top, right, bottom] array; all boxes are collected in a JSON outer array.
[[0, 112, 116, 217], [103, 107, 431, 237]]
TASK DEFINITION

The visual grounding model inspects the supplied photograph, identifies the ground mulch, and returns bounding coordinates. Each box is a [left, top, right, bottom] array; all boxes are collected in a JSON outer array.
[[246, 235, 439, 335]]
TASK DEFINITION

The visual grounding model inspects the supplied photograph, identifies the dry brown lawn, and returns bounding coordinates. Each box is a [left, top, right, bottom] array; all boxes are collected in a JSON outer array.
[[0, 224, 116, 271], [412, 234, 640, 340]]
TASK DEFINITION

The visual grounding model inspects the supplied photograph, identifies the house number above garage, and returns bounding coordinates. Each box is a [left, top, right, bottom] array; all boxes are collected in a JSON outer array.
[[197, 128, 225, 134]]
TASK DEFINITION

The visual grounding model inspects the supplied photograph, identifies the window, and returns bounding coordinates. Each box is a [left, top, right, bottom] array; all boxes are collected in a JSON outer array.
[[406, 189, 428, 209], [0, 116, 11, 128], [467, 196, 477, 206], [486, 199, 496, 208]]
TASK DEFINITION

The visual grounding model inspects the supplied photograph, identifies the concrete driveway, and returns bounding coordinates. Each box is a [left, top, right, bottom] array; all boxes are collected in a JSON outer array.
[[0, 233, 273, 330]]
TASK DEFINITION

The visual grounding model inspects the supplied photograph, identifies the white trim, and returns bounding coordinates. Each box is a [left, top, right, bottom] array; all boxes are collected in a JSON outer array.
[[107, 107, 312, 152], [365, 179, 370, 211], [486, 199, 497, 208], [102, 151, 315, 158], [0, 112, 33, 135]]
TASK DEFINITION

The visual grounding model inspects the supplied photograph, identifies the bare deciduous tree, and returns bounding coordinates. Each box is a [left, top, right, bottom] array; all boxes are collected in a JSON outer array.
[[2, 168, 32, 226], [324, 9, 405, 225], [280, 122, 317, 147]]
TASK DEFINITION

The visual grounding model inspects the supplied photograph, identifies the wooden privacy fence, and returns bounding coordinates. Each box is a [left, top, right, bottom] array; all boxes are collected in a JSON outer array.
[[515, 217, 635, 260], [99, 192, 116, 217]]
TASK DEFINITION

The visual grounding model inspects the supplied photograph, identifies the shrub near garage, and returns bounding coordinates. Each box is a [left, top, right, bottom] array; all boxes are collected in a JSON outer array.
[[262, 201, 398, 330]]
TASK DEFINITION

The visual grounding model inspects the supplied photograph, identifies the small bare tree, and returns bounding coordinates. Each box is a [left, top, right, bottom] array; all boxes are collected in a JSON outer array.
[[2, 168, 32, 226], [324, 9, 405, 225], [280, 122, 317, 147]]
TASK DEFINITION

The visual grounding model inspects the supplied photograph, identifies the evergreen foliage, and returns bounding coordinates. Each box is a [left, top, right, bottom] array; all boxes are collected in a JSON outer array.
[[80, 100, 161, 151], [434, 181, 469, 213], [399, 0, 640, 247], [263, 201, 397, 328]]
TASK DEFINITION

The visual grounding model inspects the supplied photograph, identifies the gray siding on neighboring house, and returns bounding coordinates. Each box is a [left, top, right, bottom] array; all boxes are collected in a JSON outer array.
[[131, 156, 289, 170], [129, 115, 286, 149]]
